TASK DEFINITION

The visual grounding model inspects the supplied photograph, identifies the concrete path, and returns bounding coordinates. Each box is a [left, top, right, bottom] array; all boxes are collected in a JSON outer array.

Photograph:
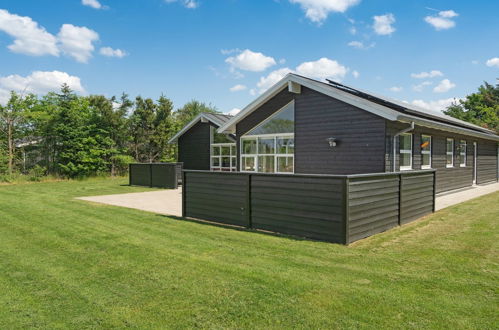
[[76, 182, 498, 217], [435, 182, 499, 211], [77, 188, 182, 217]]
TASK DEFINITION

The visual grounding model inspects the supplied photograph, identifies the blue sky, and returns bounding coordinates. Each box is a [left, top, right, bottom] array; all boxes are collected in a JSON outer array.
[[0, 0, 498, 114]]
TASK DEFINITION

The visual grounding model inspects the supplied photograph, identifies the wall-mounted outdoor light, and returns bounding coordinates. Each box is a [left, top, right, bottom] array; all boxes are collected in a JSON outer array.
[[326, 137, 338, 147]]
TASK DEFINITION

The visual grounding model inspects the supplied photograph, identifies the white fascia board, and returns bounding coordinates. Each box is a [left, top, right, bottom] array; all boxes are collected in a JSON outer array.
[[168, 113, 224, 144], [217, 74, 400, 134], [397, 115, 499, 142]]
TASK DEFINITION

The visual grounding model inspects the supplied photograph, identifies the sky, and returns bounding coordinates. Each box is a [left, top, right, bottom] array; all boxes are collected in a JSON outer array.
[[0, 0, 498, 115]]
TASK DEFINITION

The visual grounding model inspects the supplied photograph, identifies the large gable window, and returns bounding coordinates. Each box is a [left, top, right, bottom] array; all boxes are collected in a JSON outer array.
[[241, 101, 294, 173]]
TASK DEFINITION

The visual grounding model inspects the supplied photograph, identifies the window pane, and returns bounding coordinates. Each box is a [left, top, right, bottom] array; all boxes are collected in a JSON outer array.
[[242, 139, 256, 154], [221, 157, 231, 168], [421, 136, 431, 152], [400, 153, 411, 168], [246, 102, 294, 135], [230, 157, 236, 168], [277, 156, 293, 173], [212, 146, 220, 156], [221, 146, 230, 156], [231, 145, 236, 156], [258, 138, 275, 154], [212, 157, 220, 167], [447, 139, 453, 153], [446, 153, 453, 166], [422, 153, 431, 167], [258, 156, 274, 173], [242, 156, 255, 171], [277, 137, 294, 154], [400, 134, 412, 150]]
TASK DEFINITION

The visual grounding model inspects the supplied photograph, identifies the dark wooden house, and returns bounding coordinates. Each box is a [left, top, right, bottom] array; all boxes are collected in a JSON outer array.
[[173, 74, 499, 193]]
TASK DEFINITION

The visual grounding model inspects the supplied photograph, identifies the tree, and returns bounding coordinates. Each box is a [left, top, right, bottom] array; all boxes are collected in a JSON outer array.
[[0, 91, 37, 174], [174, 100, 219, 129], [444, 80, 499, 133]]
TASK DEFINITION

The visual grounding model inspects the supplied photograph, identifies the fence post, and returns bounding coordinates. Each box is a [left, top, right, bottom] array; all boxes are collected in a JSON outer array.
[[343, 177, 350, 245], [246, 174, 252, 229], [149, 164, 153, 188], [182, 171, 186, 218], [432, 171, 436, 212], [129, 163, 132, 186], [398, 173, 402, 226]]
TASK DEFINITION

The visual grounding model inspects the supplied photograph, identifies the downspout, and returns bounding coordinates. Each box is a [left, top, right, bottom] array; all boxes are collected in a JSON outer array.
[[392, 122, 415, 172]]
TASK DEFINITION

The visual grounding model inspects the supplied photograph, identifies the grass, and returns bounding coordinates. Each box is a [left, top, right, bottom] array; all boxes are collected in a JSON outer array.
[[0, 178, 497, 329]]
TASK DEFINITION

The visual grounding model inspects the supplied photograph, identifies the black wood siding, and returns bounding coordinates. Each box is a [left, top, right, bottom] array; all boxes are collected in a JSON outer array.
[[251, 175, 345, 243], [385, 122, 497, 193], [178, 122, 211, 170], [235, 87, 386, 174]]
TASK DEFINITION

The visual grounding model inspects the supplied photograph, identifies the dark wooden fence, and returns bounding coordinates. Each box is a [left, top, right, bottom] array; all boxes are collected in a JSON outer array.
[[183, 170, 436, 244], [129, 163, 183, 189]]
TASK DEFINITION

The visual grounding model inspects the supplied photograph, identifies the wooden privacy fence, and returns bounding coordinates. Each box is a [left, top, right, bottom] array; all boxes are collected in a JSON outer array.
[[129, 163, 183, 189], [182, 170, 436, 244]]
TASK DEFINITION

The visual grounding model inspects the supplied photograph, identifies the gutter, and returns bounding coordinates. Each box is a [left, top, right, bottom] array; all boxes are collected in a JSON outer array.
[[393, 122, 415, 172]]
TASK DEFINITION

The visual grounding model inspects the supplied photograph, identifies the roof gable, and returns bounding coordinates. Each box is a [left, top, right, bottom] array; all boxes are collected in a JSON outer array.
[[168, 113, 232, 143]]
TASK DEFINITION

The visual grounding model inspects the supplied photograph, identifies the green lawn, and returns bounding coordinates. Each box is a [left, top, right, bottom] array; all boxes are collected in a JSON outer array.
[[0, 178, 497, 329]]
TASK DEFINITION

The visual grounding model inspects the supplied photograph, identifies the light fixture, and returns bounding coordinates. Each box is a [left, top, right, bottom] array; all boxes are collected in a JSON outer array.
[[326, 137, 337, 147]]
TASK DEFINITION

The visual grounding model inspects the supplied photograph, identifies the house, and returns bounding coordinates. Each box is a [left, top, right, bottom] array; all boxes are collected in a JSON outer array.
[[172, 74, 499, 193], [168, 113, 236, 171]]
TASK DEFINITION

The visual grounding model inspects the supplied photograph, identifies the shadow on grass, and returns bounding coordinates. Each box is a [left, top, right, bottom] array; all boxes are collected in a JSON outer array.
[[155, 214, 328, 244]]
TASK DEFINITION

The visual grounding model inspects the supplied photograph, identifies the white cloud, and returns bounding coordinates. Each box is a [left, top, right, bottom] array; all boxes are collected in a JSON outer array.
[[0, 70, 85, 105], [373, 13, 396, 35], [256, 68, 294, 94], [165, 0, 199, 9], [225, 49, 276, 72], [410, 70, 443, 79], [433, 79, 456, 93], [412, 81, 432, 92], [255, 57, 348, 94], [289, 0, 360, 24], [225, 108, 241, 116], [424, 10, 458, 30], [296, 57, 348, 81], [347, 40, 375, 50], [82, 0, 103, 9], [486, 57, 499, 68], [352, 70, 359, 78], [389, 86, 403, 92], [0, 9, 59, 57], [411, 98, 457, 112], [100, 47, 127, 58], [229, 84, 247, 92], [57, 24, 99, 63]]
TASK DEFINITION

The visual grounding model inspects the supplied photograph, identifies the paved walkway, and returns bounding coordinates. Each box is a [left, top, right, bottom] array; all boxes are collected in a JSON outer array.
[[435, 182, 499, 211], [77, 189, 183, 217], [76, 182, 498, 217]]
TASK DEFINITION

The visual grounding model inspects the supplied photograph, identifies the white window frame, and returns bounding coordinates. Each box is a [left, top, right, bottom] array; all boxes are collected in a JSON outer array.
[[421, 135, 432, 169], [446, 138, 454, 168], [240, 133, 294, 174], [459, 140, 467, 167], [399, 133, 413, 171], [211, 143, 236, 172]]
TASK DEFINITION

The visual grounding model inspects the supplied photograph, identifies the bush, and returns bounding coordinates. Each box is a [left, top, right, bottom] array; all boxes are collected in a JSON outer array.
[[28, 165, 47, 182], [111, 154, 135, 176]]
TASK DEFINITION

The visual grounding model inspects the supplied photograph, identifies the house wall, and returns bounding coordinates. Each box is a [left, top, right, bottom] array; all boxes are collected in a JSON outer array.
[[178, 121, 212, 170], [235, 87, 386, 174], [385, 121, 498, 193]]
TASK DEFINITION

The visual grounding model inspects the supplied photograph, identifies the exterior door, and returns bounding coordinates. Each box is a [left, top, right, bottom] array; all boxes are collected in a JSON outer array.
[[473, 142, 477, 185]]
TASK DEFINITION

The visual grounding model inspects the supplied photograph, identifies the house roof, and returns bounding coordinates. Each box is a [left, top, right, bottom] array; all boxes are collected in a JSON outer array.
[[218, 73, 499, 142], [168, 112, 232, 143]]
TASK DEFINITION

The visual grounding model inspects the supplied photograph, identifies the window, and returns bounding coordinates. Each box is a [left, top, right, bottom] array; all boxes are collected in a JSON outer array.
[[210, 128, 236, 171], [240, 102, 295, 173], [459, 140, 467, 167], [421, 135, 432, 169], [399, 133, 413, 171], [211, 144, 236, 171], [446, 138, 454, 167]]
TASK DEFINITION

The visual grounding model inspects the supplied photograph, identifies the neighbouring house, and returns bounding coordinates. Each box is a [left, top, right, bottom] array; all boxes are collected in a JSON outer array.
[[171, 74, 499, 193]]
